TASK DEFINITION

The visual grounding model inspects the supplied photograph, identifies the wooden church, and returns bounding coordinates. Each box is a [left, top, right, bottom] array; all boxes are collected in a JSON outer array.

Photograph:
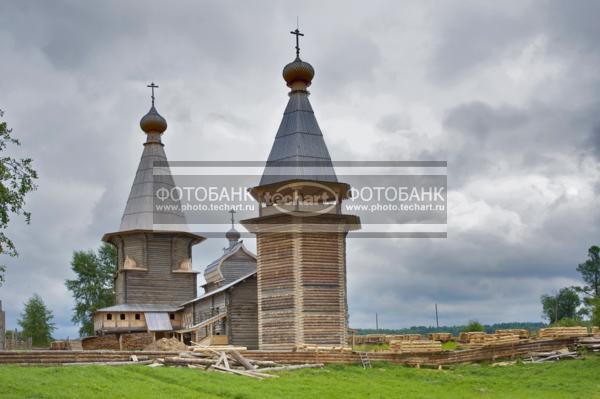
[[93, 30, 360, 351]]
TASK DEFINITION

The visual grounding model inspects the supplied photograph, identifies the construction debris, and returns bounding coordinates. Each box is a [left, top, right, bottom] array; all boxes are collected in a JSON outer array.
[[526, 349, 580, 363], [576, 337, 600, 352], [148, 343, 325, 379]]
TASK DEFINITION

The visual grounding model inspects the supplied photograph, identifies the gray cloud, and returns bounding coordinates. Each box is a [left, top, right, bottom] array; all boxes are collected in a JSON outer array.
[[0, 0, 599, 336]]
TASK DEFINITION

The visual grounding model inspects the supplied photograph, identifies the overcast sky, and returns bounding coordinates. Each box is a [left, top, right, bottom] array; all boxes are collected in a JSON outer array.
[[1, 0, 599, 338]]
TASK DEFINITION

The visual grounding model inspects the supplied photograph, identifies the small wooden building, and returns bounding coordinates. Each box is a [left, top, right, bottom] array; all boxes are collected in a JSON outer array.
[[178, 230, 258, 349]]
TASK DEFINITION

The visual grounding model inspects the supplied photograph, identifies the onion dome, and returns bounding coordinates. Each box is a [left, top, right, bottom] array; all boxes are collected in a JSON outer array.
[[283, 57, 315, 88], [140, 105, 167, 134], [226, 226, 241, 243]]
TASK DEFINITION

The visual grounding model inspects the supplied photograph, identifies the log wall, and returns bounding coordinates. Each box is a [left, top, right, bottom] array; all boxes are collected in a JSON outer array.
[[256, 231, 347, 350], [228, 276, 258, 349], [114, 234, 197, 304]]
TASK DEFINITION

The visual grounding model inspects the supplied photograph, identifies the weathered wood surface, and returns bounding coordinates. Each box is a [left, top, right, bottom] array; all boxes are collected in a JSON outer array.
[[0, 338, 577, 366], [256, 231, 348, 350], [538, 327, 588, 338]]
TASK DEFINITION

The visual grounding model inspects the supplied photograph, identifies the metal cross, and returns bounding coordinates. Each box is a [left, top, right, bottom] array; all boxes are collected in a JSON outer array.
[[290, 28, 304, 58], [147, 82, 159, 106], [229, 209, 236, 227]]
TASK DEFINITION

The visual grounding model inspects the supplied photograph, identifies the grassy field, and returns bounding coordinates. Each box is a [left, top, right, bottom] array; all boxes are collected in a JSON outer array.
[[2, 356, 600, 399]]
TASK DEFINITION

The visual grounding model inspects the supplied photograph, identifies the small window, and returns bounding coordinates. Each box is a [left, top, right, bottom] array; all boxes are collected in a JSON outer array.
[[135, 313, 141, 320], [169, 313, 175, 320], [106, 313, 112, 321], [120, 313, 126, 320]]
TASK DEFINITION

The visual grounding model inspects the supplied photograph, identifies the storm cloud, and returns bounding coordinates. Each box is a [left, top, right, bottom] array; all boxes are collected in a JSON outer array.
[[0, 0, 599, 336]]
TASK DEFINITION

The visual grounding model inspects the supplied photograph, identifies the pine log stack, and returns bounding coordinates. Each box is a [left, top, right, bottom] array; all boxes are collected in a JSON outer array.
[[576, 337, 600, 352], [427, 333, 453, 343], [496, 329, 529, 339], [386, 334, 421, 343], [458, 332, 486, 343], [389, 340, 443, 353], [538, 327, 588, 339], [592, 326, 599, 336], [468, 334, 520, 346], [294, 344, 352, 352]]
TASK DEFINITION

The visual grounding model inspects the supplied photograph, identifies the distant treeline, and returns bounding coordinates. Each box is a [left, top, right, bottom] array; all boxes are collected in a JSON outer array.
[[356, 322, 547, 336]]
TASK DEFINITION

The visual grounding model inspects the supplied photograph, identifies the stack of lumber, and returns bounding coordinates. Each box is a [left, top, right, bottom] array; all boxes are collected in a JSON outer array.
[[294, 344, 351, 352], [468, 334, 520, 346], [386, 334, 421, 342], [50, 341, 70, 350], [428, 333, 453, 343], [389, 340, 442, 353], [496, 329, 529, 339], [458, 332, 486, 343], [352, 334, 387, 345], [592, 326, 599, 336], [81, 335, 119, 350], [576, 337, 600, 352], [538, 327, 588, 339]]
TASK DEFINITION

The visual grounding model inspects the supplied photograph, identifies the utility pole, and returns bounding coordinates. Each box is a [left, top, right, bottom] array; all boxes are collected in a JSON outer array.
[[435, 304, 439, 328], [375, 312, 379, 332]]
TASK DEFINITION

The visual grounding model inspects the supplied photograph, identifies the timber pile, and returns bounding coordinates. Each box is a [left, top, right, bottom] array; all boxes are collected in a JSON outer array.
[[389, 340, 442, 353], [81, 335, 119, 350], [387, 334, 421, 342], [496, 329, 529, 339], [144, 338, 187, 352], [538, 327, 588, 339], [458, 332, 486, 343], [50, 341, 70, 350], [294, 344, 351, 352], [525, 349, 580, 363], [468, 334, 520, 346], [354, 334, 387, 345], [156, 349, 323, 379], [428, 333, 453, 343], [0, 350, 179, 365], [576, 337, 600, 352], [592, 326, 599, 336], [120, 333, 153, 351]]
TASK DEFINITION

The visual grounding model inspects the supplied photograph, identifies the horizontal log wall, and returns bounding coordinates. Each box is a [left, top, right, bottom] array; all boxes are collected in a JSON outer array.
[[115, 234, 197, 305], [0, 338, 575, 365], [228, 276, 259, 349]]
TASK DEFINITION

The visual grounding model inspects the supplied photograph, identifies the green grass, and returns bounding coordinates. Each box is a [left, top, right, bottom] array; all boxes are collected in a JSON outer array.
[[2, 356, 600, 398], [442, 341, 458, 350]]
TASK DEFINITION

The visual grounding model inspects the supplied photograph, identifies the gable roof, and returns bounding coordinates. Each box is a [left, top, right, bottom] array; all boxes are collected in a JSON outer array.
[[181, 270, 256, 306]]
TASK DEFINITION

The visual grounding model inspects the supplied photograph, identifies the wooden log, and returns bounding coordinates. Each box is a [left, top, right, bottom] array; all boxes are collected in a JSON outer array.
[[257, 363, 324, 372], [163, 357, 217, 366], [229, 350, 255, 370], [212, 365, 277, 379], [63, 360, 154, 366]]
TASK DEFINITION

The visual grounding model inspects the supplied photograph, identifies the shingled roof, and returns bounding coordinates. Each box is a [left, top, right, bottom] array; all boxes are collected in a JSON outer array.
[[259, 88, 338, 186]]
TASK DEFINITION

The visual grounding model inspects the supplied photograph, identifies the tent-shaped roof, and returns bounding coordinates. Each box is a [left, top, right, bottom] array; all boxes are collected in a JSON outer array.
[[259, 90, 338, 186]]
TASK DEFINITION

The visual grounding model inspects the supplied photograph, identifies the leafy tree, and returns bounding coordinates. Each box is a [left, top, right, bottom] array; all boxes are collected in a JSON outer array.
[[0, 109, 38, 286], [462, 320, 484, 332], [550, 318, 584, 327], [541, 287, 581, 324], [575, 245, 600, 325], [65, 243, 116, 337], [18, 294, 55, 347]]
